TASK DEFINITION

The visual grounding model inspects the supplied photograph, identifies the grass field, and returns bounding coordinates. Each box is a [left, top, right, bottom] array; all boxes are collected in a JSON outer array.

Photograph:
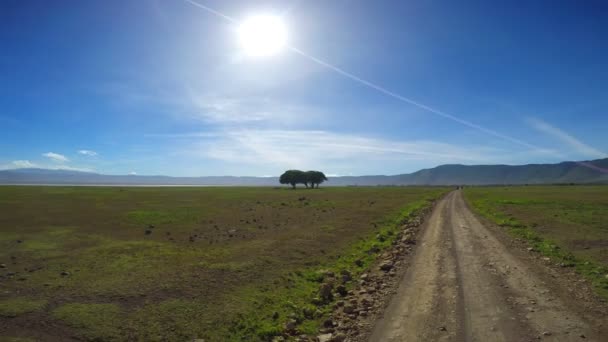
[[464, 185, 608, 298], [0, 186, 446, 341]]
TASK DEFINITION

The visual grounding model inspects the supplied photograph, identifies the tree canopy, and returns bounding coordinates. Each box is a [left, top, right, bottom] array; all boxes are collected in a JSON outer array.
[[306, 170, 328, 188], [279, 170, 328, 189]]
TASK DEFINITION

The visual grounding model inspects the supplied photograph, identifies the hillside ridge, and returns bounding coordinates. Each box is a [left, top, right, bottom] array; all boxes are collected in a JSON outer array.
[[1, 158, 607, 186]]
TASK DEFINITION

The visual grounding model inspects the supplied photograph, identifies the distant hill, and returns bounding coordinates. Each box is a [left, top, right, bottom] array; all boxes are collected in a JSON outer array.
[[1, 158, 607, 186], [398, 158, 608, 185]]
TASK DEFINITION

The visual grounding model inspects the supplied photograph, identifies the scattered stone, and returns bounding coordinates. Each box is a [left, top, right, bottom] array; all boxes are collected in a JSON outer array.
[[542, 257, 551, 262], [542, 331, 552, 336], [60, 271, 70, 277], [303, 307, 314, 318], [16, 240, 22, 243], [319, 283, 334, 303], [336, 284, 347, 297], [343, 304, 356, 314], [322, 319, 334, 328], [438, 326, 447, 331], [0, 264, 6, 269], [331, 333, 346, 342], [317, 333, 332, 342], [285, 319, 297, 332], [580, 333, 586, 338], [145, 229, 152, 235], [401, 234, 415, 244], [379, 261, 393, 272], [318, 205, 435, 341], [527, 247, 535, 252], [319, 327, 334, 334], [367, 246, 380, 254], [272, 311, 279, 320], [340, 270, 352, 283]]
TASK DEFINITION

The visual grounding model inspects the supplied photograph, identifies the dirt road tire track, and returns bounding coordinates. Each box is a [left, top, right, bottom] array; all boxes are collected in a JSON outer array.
[[369, 190, 607, 341]]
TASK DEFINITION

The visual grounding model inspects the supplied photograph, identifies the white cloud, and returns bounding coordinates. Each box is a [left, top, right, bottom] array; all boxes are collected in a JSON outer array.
[[0, 160, 93, 172], [187, 129, 516, 172], [78, 150, 98, 157], [52, 165, 95, 172], [184, 92, 324, 126], [129, 171, 137, 175], [42, 152, 69, 163], [527, 118, 607, 159], [10, 160, 36, 168]]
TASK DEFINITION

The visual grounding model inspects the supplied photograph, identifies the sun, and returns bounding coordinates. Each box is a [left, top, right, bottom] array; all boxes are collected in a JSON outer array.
[[238, 15, 288, 57]]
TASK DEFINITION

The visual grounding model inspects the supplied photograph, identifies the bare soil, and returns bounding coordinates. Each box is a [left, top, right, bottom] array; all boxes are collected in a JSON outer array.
[[368, 190, 608, 341]]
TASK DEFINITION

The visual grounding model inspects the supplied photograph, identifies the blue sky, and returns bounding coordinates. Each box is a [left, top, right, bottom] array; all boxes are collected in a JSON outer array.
[[1, 0, 607, 176]]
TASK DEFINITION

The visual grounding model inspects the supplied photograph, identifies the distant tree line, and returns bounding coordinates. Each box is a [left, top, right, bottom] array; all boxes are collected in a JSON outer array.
[[279, 170, 328, 189]]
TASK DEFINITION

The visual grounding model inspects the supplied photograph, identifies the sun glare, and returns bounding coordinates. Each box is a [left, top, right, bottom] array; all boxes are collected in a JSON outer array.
[[238, 15, 287, 57]]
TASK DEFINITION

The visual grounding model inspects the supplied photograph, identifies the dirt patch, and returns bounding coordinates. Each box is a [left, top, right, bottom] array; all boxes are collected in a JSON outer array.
[[331, 191, 608, 342], [570, 239, 608, 249], [309, 198, 440, 342], [467, 198, 608, 334]]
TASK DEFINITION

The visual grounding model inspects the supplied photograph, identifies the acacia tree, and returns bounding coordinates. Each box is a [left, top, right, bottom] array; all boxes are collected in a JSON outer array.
[[298, 171, 310, 188], [279, 170, 303, 189], [307, 171, 328, 188], [279, 170, 328, 189]]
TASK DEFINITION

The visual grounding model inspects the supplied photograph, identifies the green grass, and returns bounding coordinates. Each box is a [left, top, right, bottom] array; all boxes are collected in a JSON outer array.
[[216, 196, 437, 341], [0, 186, 447, 341], [0, 338, 37, 342], [53, 303, 123, 341], [464, 185, 608, 299], [0, 298, 47, 317]]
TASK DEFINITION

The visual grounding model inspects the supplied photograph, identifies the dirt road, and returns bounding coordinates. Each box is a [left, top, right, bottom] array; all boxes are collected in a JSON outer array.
[[369, 190, 607, 341]]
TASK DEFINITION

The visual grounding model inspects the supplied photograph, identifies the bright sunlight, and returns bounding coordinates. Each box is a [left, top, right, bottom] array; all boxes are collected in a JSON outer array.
[[237, 14, 287, 57]]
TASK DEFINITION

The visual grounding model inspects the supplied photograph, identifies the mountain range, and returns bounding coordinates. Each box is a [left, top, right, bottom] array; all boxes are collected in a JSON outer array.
[[1, 158, 607, 186]]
